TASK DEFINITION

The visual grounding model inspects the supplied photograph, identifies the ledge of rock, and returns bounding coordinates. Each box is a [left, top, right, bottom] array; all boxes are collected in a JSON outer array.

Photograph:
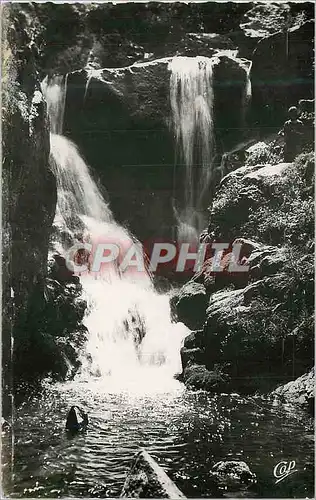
[[121, 449, 186, 498], [272, 367, 315, 408]]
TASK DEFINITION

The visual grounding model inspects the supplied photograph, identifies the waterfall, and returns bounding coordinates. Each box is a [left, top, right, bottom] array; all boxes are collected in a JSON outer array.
[[41, 75, 67, 135], [43, 75, 188, 392], [240, 58, 252, 128], [169, 56, 215, 241]]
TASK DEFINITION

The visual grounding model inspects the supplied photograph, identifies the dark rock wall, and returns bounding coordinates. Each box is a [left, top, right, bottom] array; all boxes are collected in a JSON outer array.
[[251, 20, 314, 130], [32, 3, 253, 73], [2, 5, 57, 409]]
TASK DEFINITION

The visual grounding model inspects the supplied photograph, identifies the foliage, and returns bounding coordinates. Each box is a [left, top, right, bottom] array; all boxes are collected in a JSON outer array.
[[240, 3, 308, 38], [247, 153, 314, 246], [210, 151, 314, 246]]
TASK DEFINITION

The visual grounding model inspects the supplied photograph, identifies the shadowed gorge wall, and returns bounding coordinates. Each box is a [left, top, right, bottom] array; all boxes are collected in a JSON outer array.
[[2, 5, 57, 408]]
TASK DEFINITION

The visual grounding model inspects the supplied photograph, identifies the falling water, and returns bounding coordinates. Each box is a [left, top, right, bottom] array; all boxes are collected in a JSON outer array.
[[240, 58, 252, 128], [41, 75, 67, 135], [169, 56, 215, 241], [43, 75, 189, 392]]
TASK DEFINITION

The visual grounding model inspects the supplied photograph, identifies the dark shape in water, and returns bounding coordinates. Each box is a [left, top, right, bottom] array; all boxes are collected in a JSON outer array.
[[66, 405, 88, 433]]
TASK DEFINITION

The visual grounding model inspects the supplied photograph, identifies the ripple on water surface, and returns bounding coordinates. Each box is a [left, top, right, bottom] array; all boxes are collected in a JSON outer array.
[[3, 379, 314, 498]]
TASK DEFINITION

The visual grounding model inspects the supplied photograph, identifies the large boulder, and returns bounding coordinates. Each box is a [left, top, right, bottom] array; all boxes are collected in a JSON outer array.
[[209, 460, 256, 492], [174, 282, 208, 329], [209, 154, 314, 243], [121, 450, 186, 498], [64, 54, 251, 243]]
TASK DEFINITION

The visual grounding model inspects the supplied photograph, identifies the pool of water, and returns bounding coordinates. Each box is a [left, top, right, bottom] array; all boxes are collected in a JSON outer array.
[[2, 378, 314, 498]]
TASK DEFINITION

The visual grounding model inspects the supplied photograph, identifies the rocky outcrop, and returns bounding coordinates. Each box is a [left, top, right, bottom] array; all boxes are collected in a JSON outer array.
[[210, 152, 314, 243], [121, 450, 186, 498], [272, 367, 315, 409], [174, 282, 208, 330], [176, 147, 314, 393]]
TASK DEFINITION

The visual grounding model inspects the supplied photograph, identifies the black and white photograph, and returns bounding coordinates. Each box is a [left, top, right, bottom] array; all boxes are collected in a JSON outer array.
[[1, 1, 315, 498]]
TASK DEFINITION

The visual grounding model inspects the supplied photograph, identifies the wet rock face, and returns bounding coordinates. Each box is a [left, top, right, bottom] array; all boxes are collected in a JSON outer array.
[[121, 450, 186, 498], [213, 55, 249, 149], [174, 282, 208, 330], [64, 63, 175, 243]]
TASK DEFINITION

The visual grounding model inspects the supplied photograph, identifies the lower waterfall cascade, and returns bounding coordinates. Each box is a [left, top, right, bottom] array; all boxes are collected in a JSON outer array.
[[43, 75, 189, 392]]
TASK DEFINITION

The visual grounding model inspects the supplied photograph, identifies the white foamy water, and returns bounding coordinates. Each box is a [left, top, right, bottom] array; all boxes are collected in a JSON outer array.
[[42, 75, 189, 393]]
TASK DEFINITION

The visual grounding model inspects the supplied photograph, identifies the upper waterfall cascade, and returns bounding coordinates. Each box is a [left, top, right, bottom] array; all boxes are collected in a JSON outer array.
[[42, 75, 188, 392], [168, 55, 252, 240], [169, 56, 216, 241]]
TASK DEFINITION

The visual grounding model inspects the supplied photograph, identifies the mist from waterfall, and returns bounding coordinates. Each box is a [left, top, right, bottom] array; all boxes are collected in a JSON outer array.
[[43, 75, 188, 393], [169, 56, 215, 242]]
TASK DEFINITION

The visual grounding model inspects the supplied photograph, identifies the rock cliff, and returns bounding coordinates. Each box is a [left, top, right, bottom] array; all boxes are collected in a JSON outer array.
[[176, 141, 314, 395]]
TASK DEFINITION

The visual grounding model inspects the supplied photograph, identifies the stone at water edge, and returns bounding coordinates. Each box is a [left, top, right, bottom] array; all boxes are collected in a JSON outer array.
[[120, 449, 186, 498], [65, 406, 88, 433], [209, 460, 256, 490]]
